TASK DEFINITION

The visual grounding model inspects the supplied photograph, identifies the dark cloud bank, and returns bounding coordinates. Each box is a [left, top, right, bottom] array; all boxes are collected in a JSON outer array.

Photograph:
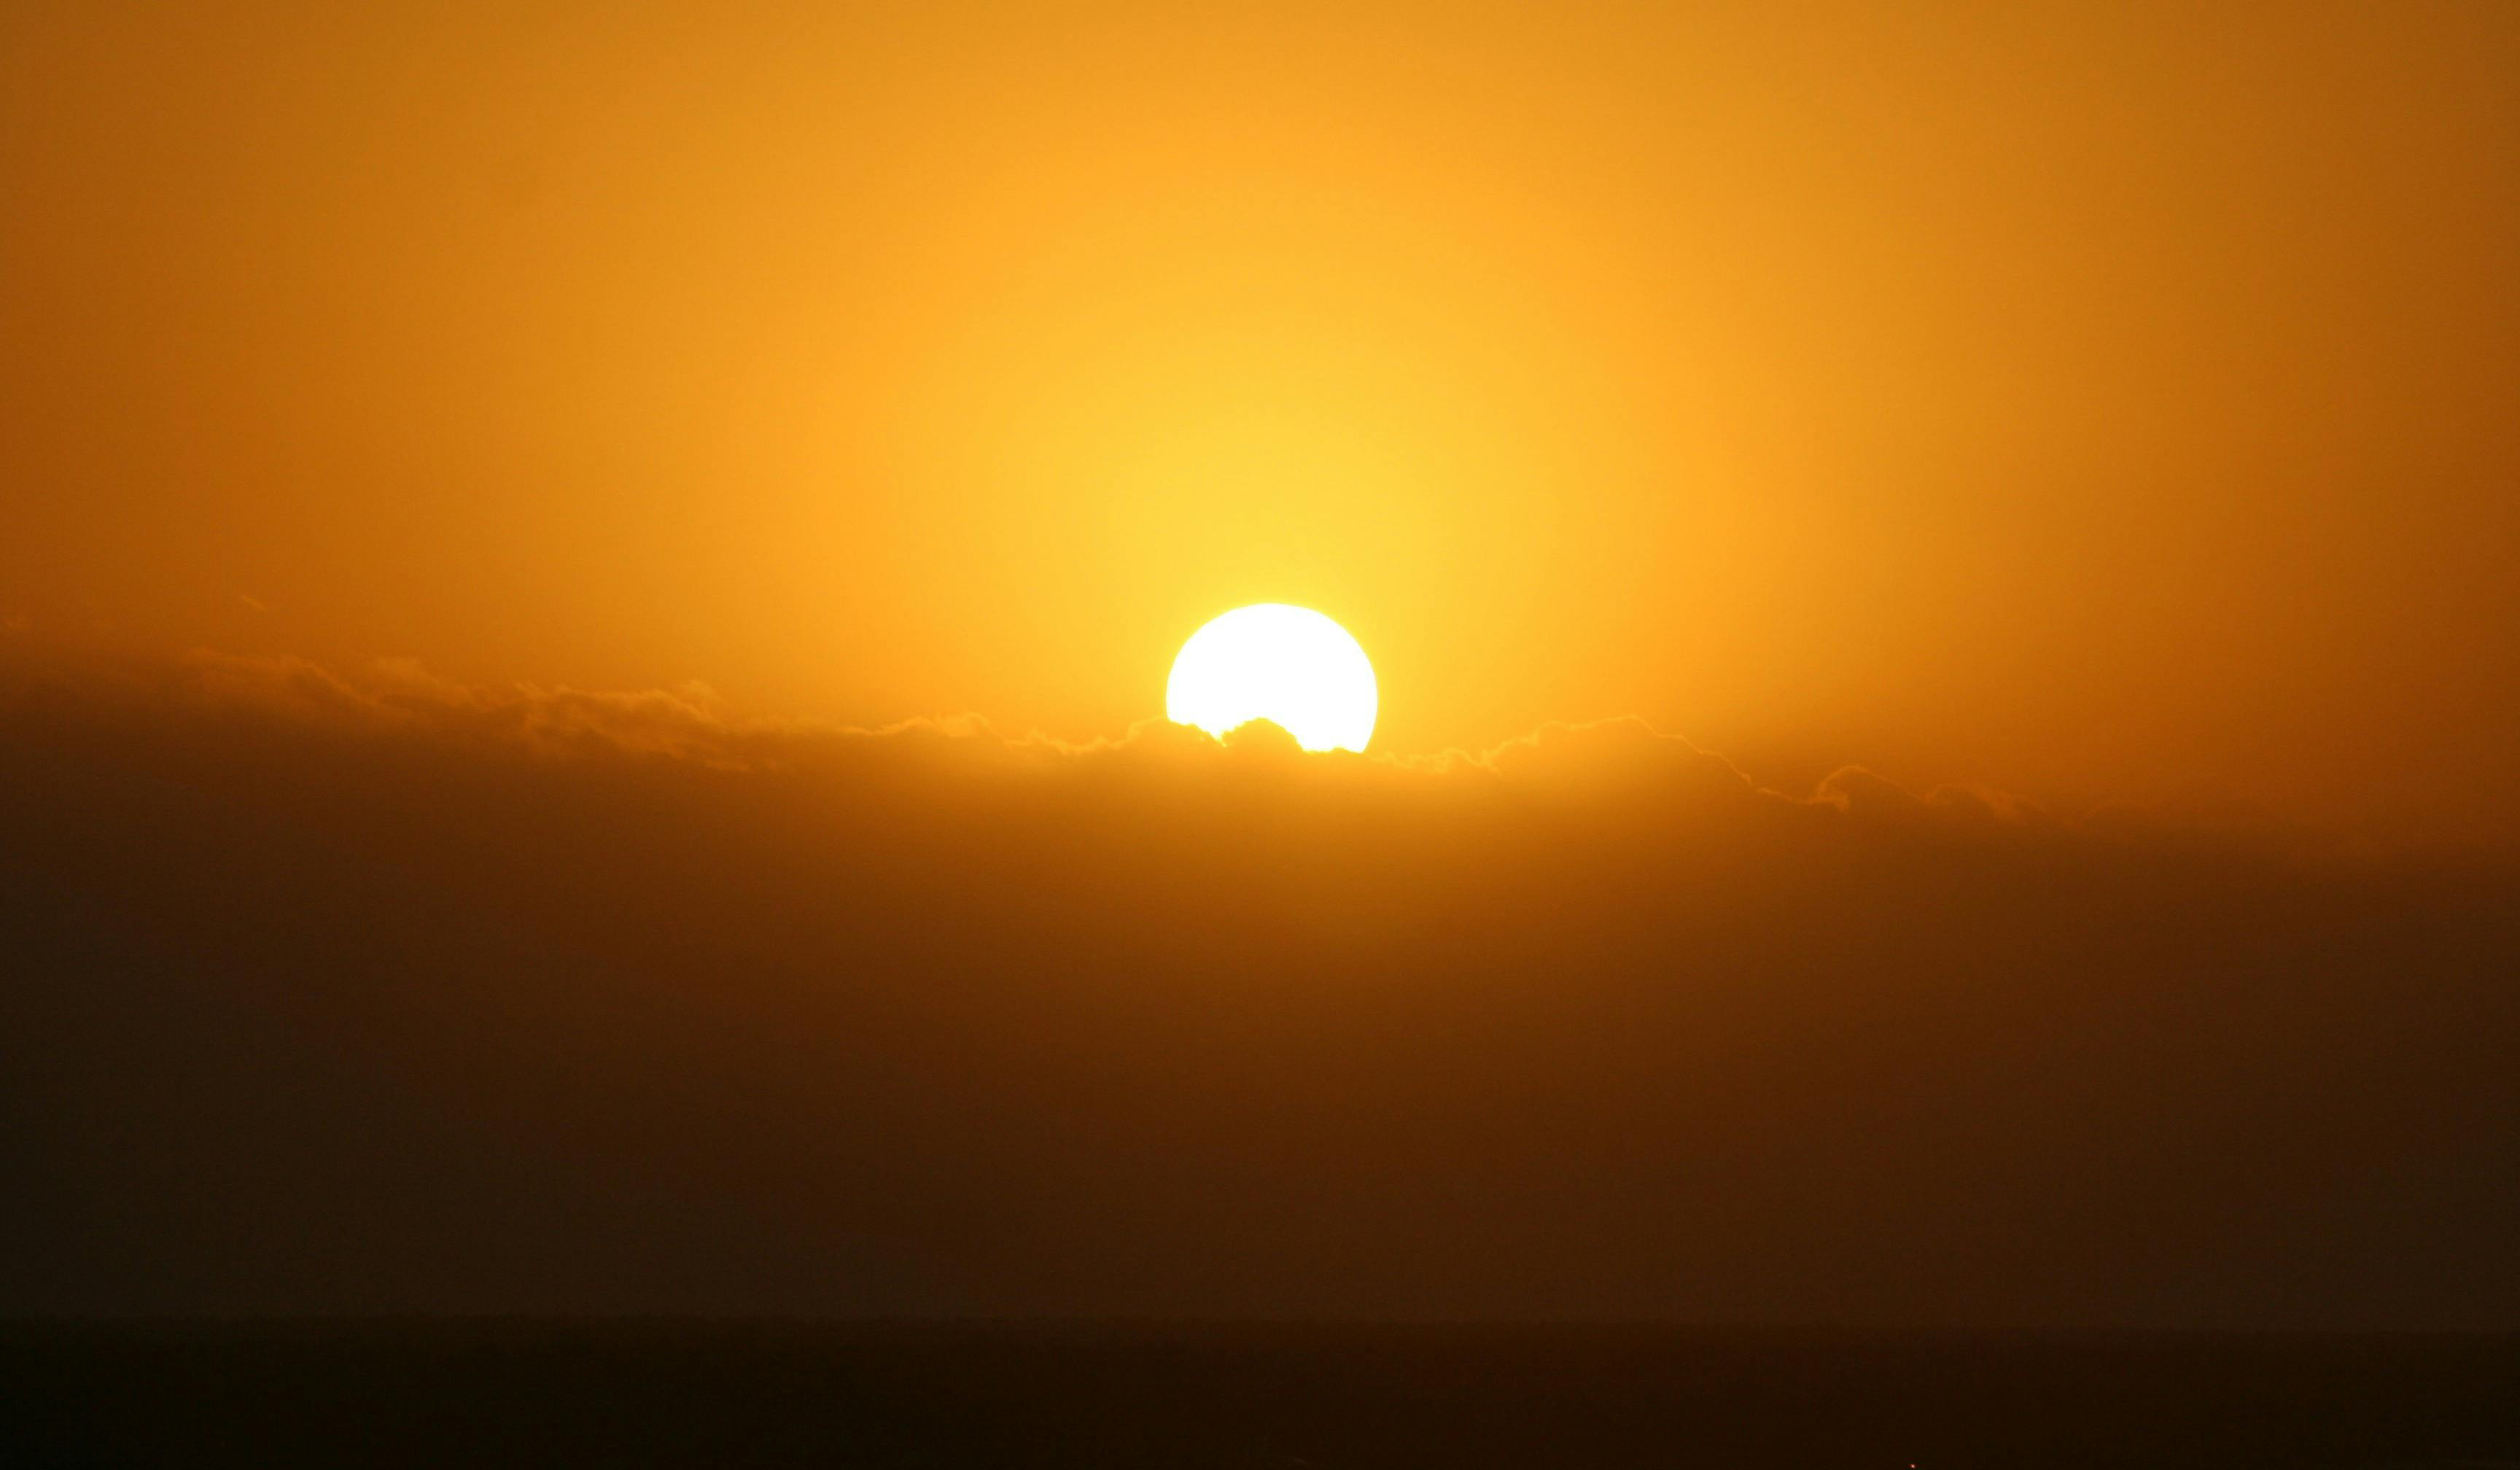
[[3, 648, 2516, 1327]]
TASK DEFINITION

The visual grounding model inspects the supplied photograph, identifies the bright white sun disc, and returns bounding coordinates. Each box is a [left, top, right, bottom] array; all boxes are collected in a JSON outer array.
[[1166, 604, 1378, 752]]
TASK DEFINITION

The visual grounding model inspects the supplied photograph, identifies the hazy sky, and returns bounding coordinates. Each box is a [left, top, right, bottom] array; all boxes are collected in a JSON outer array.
[[6, 0, 2516, 842], [6, 4, 2520, 1326]]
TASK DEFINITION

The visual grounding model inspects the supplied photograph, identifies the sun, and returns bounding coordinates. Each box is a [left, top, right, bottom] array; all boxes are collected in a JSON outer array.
[[1167, 604, 1378, 752]]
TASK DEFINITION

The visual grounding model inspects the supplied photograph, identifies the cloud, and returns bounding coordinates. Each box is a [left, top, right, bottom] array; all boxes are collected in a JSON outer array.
[[1, 643, 2514, 1326], [12, 645, 2027, 820]]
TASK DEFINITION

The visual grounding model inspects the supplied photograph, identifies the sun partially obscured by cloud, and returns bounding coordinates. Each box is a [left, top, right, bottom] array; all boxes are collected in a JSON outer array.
[[4, 641, 2513, 1326]]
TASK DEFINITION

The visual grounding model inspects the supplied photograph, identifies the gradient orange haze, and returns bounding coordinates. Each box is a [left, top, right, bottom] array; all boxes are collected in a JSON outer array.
[[4, 0, 2516, 842]]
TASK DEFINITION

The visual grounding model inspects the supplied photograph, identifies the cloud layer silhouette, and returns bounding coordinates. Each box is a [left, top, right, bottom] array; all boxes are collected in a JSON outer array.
[[4, 645, 2513, 1326]]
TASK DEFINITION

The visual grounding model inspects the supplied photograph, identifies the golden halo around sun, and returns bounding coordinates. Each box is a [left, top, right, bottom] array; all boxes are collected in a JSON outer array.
[[1166, 604, 1378, 752]]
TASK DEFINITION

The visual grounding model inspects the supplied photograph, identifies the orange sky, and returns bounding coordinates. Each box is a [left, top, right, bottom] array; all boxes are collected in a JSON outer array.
[[5, 0, 2516, 843], [7, 4, 2520, 1327]]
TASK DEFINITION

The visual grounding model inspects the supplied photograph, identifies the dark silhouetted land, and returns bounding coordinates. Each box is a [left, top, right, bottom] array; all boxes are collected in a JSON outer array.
[[9, 1321, 2519, 1468]]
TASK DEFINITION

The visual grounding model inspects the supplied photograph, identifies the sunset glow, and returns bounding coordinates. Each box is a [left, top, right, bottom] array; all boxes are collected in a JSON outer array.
[[6, 1, 2519, 1426]]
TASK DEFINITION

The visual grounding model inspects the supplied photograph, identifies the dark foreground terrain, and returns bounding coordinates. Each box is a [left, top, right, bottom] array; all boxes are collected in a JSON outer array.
[[7, 1321, 2516, 1468]]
